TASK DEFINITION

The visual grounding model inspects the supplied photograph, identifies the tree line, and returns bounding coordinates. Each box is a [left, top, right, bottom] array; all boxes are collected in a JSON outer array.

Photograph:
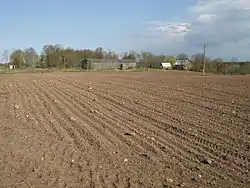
[[1, 44, 249, 74], [8, 45, 119, 69]]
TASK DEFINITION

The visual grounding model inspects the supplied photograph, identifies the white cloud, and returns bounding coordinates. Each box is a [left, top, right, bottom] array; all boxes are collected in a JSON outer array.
[[156, 23, 191, 33], [196, 14, 216, 23], [189, 0, 250, 14], [131, 0, 250, 60]]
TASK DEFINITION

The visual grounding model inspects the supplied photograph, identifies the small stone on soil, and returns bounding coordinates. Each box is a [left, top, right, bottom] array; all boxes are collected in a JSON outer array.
[[208, 180, 216, 186], [165, 178, 173, 183], [141, 153, 150, 159], [201, 158, 212, 164], [124, 133, 136, 136], [191, 177, 197, 181], [177, 182, 185, 187], [160, 145, 166, 150], [123, 158, 128, 162], [14, 105, 19, 109]]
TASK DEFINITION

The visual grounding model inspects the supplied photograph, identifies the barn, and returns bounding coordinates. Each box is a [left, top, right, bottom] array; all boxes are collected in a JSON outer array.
[[79, 59, 137, 70]]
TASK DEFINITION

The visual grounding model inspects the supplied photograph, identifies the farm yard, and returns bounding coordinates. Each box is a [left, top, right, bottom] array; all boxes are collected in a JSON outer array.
[[0, 70, 249, 188]]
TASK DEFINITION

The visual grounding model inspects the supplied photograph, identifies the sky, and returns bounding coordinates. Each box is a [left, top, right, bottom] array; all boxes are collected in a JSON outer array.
[[1, 0, 250, 61]]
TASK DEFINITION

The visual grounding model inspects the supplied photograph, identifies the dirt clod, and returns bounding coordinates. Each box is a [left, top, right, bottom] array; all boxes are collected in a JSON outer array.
[[90, 109, 97, 113], [165, 178, 173, 183], [124, 132, 136, 136], [201, 158, 212, 165], [70, 117, 76, 121], [140, 153, 150, 159], [177, 182, 185, 187]]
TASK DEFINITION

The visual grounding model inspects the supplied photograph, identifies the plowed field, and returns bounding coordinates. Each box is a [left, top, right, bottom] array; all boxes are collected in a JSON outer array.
[[0, 71, 249, 188]]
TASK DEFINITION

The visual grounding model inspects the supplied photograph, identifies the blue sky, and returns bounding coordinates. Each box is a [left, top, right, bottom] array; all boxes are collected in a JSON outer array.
[[1, 0, 250, 61]]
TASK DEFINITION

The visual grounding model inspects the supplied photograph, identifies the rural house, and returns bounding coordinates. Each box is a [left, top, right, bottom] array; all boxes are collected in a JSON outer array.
[[175, 59, 192, 70]]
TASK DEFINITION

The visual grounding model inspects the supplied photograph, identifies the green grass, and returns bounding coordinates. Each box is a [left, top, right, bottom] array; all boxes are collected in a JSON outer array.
[[63, 67, 152, 73], [63, 68, 84, 72], [0, 67, 155, 74], [0, 68, 7, 74]]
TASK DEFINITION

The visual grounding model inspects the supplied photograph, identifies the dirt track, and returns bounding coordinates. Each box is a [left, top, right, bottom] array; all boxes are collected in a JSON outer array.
[[0, 70, 249, 188]]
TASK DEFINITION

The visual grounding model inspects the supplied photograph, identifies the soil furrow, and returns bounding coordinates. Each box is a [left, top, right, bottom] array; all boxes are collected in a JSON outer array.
[[34, 78, 169, 186], [62, 76, 247, 142], [33, 79, 96, 150], [42, 79, 172, 165], [0, 71, 249, 188], [85, 80, 249, 156], [95, 78, 249, 125], [55, 77, 246, 183], [54, 78, 205, 163], [98, 87, 249, 170], [60, 77, 249, 166]]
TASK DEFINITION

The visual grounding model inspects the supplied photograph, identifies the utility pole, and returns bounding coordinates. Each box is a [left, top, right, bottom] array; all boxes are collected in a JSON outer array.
[[3, 50, 8, 70], [62, 56, 66, 71], [202, 44, 207, 76]]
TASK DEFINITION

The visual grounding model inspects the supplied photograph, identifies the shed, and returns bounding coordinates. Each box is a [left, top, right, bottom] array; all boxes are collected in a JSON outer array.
[[9, 65, 15, 70], [80, 59, 89, 69], [161, 62, 172, 69]]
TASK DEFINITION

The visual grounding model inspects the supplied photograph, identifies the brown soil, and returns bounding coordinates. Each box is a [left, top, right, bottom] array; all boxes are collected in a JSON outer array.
[[0, 70, 249, 188]]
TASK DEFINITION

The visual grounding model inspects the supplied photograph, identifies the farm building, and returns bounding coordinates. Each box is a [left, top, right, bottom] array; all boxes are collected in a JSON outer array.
[[175, 59, 192, 70], [79, 59, 137, 70], [161, 62, 172, 69], [9, 64, 15, 70]]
